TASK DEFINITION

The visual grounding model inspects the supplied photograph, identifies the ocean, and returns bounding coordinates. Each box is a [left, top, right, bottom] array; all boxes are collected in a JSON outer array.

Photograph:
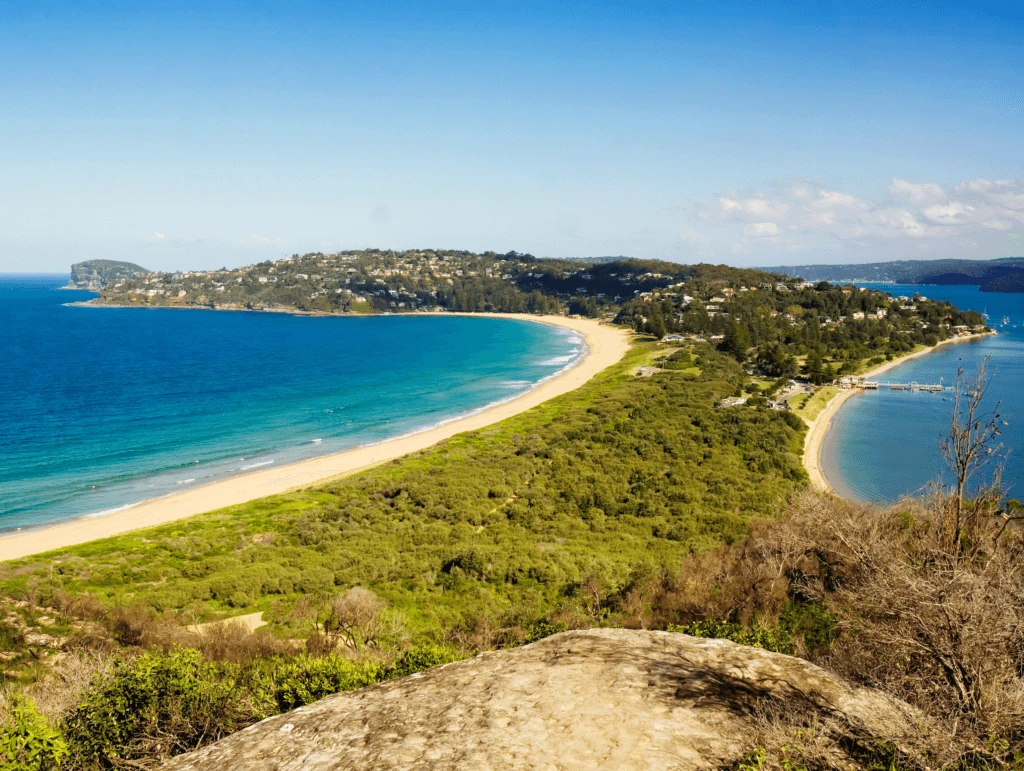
[[0, 276, 585, 532], [820, 284, 1024, 503]]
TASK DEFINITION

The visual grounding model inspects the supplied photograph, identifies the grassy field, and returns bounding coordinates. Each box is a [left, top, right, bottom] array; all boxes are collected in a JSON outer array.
[[789, 386, 840, 423]]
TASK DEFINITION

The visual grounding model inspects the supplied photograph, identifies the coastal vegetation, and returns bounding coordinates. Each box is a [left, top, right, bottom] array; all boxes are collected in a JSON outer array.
[[0, 342, 805, 645], [980, 270, 1024, 293], [1, 341, 1020, 768], [616, 279, 986, 380], [91, 248, 987, 387], [91, 249, 646, 314], [0, 262, 1005, 769], [0, 339, 811, 766]]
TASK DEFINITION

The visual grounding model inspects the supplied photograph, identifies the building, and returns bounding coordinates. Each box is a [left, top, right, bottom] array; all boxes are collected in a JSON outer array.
[[718, 396, 748, 408]]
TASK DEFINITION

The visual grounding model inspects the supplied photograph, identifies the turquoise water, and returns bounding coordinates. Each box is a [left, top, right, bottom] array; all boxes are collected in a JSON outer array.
[[821, 284, 1024, 503], [0, 276, 584, 532]]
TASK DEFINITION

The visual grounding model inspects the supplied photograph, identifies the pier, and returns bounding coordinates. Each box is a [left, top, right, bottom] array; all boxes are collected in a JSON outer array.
[[839, 377, 946, 392], [881, 382, 946, 392]]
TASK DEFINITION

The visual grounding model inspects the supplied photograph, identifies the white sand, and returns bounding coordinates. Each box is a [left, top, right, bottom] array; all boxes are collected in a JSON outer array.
[[803, 332, 994, 494], [0, 315, 631, 562]]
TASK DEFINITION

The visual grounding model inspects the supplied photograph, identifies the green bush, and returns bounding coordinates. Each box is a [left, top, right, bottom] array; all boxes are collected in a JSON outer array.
[[0, 618, 26, 651], [267, 654, 384, 711], [777, 600, 837, 652], [669, 620, 795, 655], [46, 643, 464, 769], [385, 644, 464, 679], [61, 649, 259, 768], [0, 694, 68, 771]]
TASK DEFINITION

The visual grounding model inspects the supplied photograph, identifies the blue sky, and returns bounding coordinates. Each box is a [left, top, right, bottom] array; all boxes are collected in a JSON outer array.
[[1, 1, 1022, 272]]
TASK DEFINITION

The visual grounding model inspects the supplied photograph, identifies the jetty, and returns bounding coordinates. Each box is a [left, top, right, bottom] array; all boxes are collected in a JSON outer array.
[[881, 382, 946, 392], [839, 377, 945, 392]]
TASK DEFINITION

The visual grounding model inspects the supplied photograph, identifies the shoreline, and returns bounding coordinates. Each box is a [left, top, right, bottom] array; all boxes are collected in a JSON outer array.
[[0, 314, 631, 562], [803, 331, 995, 495]]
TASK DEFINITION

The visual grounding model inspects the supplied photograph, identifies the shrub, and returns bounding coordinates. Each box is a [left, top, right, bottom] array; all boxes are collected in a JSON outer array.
[[267, 654, 384, 711], [653, 487, 1024, 764], [777, 600, 836, 652], [386, 644, 463, 679], [197, 621, 289, 663], [669, 620, 795, 655], [6, 639, 465, 770], [60, 649, 261, 768], [327, 587, 384, 649], [0, 618, 26, 651], [0, 693, 69, 771]]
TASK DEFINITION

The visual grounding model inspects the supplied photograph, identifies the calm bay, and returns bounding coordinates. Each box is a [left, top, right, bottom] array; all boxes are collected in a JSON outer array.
[[821, 283, 1024, 502]]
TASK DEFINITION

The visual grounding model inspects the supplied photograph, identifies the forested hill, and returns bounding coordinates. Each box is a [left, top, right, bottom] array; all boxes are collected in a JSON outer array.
[[617, 279, 986, 383], [979, 271, 1024, 293], [763, 256, 1024, 291], [88, 247, 989, 383], [89, 249, 775, 316]]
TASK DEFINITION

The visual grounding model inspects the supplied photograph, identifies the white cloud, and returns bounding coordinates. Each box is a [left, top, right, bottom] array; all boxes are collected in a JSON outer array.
[[922, 202, 974, 225], [718, 196, 742, 215], [809, 190, 869, 211], [861, 208, 940, 238], [957, 179, 995, 194], [712, 196, 790, 222], [983, 219, 1014, 230], [954, 179, 1024, 213], [890, 178, 947, 205], [687, 176, 1024, 260], [744, 222, 780, 237]]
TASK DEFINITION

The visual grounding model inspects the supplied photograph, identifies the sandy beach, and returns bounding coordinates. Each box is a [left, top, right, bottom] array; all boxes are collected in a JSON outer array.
[[0, 314, 631, 562], [803, 332, 994, 494]]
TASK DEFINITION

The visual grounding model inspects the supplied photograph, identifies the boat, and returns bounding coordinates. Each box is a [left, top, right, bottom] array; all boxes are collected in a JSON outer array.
[[1002, 316, 1011, 326]]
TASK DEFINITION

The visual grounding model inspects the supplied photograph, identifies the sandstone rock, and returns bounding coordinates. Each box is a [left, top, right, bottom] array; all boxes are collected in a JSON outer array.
[[163, 629, 920, 771]]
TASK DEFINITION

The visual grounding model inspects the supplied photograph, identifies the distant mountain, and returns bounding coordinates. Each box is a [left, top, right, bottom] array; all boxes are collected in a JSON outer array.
[[762, 257, 1024, 291], [66, 260, 149, 290]]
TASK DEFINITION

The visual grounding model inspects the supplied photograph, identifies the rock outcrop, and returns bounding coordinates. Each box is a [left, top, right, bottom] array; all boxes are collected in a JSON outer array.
[[163, 629, 920, 771], [66, 260, 148, 290]]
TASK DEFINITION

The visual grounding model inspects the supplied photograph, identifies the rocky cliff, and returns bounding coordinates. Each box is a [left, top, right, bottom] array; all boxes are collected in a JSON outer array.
[[66, 259, 148, 290], [162, 629, 922, 771]]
